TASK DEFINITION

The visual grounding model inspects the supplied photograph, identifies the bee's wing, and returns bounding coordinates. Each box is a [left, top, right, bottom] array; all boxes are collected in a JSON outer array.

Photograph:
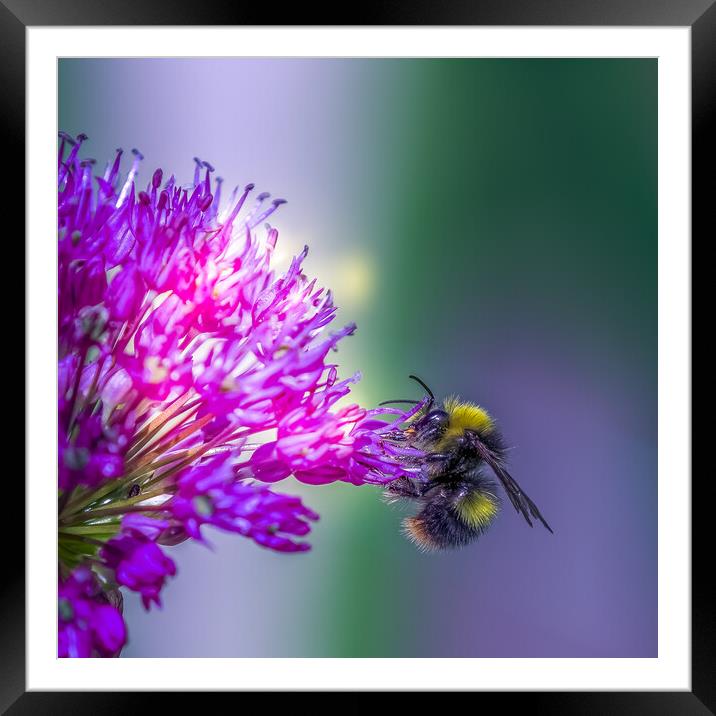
[[470, 434, 553, 533]]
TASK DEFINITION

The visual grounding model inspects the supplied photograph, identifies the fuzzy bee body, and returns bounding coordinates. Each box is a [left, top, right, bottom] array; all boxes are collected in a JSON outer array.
[[383, 378, 552, 551], [388, 469, 500, 551]]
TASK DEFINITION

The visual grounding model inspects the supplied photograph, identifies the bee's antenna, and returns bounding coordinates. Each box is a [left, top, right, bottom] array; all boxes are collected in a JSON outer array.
[[408, 375, 434, 409]]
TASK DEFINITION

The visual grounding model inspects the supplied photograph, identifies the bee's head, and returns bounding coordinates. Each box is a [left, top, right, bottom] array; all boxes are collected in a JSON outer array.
[[409, 408, 450, 444], [399, 393, 495, 451], [381, 377, 495, 451]]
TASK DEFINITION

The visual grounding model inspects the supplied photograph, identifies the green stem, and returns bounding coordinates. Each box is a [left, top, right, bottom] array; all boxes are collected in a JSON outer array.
[[74, 503, 167, 520], [64, 489, 172, 522], [60, 477, 127, 519], [59, 483, 97, 517], [60, 524, 120, 537], [58, 489, 71, 516]]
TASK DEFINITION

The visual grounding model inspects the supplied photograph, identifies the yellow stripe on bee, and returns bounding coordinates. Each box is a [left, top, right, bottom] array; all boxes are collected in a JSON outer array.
[[437, 396, 494, 448], [455, 490, 499, 529]]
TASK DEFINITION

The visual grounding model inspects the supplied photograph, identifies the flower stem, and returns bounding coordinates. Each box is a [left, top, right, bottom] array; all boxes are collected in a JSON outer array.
[[60, 524, 121, 537], [63, 489, 173, 523]]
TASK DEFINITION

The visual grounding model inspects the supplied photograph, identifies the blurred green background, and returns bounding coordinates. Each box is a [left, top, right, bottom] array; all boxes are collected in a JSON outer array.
[[59, 58, 657, 657]]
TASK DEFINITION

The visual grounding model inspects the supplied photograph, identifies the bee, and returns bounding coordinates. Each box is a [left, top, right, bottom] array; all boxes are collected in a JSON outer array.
[[382, 376, 552, 551]]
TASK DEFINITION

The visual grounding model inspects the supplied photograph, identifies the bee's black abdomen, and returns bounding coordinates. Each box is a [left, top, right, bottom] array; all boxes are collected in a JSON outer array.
[[425, 499, 480, 549], [404, 489, 481, 551]]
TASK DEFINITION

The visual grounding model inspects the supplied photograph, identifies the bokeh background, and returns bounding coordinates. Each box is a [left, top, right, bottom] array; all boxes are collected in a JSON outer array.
[[58, 58, 657, 657]]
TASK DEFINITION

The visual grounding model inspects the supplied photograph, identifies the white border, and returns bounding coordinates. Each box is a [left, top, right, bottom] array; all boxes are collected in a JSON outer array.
[[27, 27, 691, 690]]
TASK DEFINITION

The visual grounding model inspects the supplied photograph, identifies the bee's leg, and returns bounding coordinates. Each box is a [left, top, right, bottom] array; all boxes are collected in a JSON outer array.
[[384, 477, 425, 498], [425, 452, 450, 465], [386, 454, 450, 499], [382, 430, 409, 441], [422, 452, 452, 482]]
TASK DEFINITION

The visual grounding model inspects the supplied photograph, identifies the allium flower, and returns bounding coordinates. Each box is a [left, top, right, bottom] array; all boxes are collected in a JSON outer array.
[[57, 132, 426, 657]]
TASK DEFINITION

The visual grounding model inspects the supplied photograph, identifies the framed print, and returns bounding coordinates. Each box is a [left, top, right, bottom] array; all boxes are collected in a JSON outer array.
[[7, 0, 707, 711]]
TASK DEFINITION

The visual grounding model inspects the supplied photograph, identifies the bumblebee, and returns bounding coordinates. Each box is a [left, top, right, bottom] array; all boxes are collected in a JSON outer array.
[[382, 376, 552, 551]]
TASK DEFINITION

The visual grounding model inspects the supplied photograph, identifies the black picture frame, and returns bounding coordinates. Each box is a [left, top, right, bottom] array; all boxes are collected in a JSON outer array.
[[6, 0, 707, 712]]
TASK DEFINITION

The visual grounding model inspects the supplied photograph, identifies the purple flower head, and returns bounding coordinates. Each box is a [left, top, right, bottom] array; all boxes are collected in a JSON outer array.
[[57, 134, 427, 656], [169, 455, 319, 552], [58, 567, 126, 658]]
